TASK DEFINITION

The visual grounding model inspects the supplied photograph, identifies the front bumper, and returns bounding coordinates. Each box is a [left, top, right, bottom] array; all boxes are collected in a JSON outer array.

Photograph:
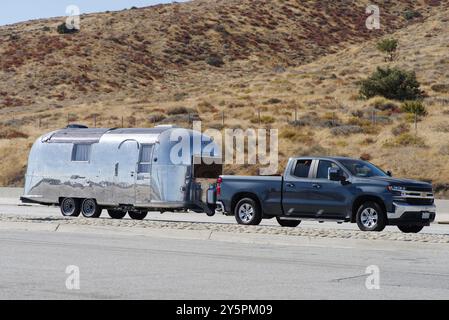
[[387, 201, 436, 225]]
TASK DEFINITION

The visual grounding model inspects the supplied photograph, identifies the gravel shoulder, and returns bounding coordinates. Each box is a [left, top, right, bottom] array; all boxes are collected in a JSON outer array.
[[1, 213, 449, 245]]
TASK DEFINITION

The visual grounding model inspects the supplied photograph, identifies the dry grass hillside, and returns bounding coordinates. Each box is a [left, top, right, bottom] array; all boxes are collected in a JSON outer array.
[[0, 0, 448, 196]]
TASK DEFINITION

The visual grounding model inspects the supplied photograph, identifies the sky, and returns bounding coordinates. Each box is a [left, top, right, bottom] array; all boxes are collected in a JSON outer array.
[[0, 0, 188, 26]]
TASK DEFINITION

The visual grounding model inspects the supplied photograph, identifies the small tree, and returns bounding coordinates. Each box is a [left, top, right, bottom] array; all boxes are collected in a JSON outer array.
[[401, 101, 427, 116], [377, 38, 398, 62], [359, 67, 423, 101], [402, 101, 427, 137]]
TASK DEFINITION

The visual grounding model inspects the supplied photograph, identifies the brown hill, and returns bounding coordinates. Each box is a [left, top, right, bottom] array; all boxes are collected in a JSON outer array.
[[0, 0, 449, 195]]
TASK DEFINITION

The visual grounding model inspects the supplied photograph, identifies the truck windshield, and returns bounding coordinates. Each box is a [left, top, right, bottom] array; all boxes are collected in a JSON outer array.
[[339, 159, 387, 178]]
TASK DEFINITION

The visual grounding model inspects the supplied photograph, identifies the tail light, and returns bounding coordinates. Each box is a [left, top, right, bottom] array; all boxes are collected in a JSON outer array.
[[216, 177, 222, 197]]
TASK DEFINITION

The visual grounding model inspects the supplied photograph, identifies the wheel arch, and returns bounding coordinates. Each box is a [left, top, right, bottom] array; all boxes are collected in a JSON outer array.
[[351, 195, 387, 223], [231, 192, 262, 214]]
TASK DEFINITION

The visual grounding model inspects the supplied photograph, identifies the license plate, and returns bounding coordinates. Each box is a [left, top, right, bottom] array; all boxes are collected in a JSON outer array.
[[422, 212, 430, 219]]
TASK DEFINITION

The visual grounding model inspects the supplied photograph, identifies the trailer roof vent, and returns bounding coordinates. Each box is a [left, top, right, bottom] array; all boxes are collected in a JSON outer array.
[[66, 124, 88, 129]]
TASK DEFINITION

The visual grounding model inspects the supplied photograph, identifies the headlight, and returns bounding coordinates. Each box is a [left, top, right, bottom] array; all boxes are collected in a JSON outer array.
[[387, 185, 406, 192]]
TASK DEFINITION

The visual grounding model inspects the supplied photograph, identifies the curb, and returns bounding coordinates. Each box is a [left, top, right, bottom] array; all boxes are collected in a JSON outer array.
[[1, 219, 449, 248]]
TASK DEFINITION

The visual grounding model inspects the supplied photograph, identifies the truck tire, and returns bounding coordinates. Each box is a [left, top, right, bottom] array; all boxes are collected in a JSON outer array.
[[397, 225, 424, 233], [128, 210, 148, 220], [81, 198, 102, 218], [276, 217, 301, 227], [108, 209, 127, 219], [234, 198, 262, 226], [356, 201, 386, 232], [60, 197, 81, 217]]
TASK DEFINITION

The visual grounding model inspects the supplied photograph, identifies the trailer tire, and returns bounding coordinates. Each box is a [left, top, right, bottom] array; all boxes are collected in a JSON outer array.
[[60, 198, 81, 217], [128, 210, 148, 220], [107, 209, 127, 219], [397, 225, 424, 233], [356, 201, 386, 232], [81, 198, 102, 218], [276, 217, 301, 227], [234, 198, 262, 226]]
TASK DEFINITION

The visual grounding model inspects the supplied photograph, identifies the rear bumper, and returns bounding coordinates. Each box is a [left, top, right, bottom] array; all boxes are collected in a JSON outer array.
[[215, 201, 226, 214], [387, 202, 436, 225]]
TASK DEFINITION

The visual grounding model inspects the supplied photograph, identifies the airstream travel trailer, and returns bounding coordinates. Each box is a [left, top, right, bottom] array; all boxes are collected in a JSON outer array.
[[21, 125, 222, 220]]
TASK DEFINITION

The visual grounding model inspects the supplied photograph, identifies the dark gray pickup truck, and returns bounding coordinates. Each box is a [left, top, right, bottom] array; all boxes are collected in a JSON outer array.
[[215, 157, 436, 233]]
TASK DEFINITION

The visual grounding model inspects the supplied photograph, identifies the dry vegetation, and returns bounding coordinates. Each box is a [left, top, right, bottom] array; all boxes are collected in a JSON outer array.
[[0, 0, 449, 196]]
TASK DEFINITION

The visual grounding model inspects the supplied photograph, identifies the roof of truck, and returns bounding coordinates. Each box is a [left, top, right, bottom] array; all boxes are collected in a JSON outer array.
[[295, 156, 359, 161]]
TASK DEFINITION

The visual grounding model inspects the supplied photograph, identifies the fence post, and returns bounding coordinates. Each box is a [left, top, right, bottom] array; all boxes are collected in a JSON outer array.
[[415, 112, 418, 137], [121, 116, 124, 128], [258, 108, 261, 126], [222, 111, 225, 127]]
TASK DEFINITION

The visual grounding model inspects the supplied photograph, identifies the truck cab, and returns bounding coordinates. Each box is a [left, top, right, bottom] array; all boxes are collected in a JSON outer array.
[[216, 156, 436, 233]]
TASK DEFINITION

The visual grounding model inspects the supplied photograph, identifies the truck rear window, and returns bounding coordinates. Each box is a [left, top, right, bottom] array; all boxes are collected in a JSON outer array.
[[293, 160, 312, 178]]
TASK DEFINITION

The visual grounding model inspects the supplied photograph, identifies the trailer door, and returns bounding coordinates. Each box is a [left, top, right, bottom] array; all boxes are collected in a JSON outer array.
[[113, 140, 139, 205], [135, 144, 153, 205]]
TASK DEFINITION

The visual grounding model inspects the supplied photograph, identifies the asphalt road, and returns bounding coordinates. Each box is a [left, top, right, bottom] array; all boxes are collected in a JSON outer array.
[[1, 188, 449, 299], [1, 228, 449, 299]]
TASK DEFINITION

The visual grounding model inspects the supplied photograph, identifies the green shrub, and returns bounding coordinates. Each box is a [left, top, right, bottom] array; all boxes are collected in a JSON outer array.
[[394, 133, 426, 147], [57, 22, 79, 34], [401, 101, 427, 116], [376, 38, 398, 62], [205, 55, 224, 67], [403, 10, 422, 20], [359, 67, 423, 101], [166, 106, 192, 115]]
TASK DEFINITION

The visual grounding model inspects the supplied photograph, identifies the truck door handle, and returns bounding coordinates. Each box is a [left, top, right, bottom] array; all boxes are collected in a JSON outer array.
[[286, 183, 295, 188], [312, 183, 321, 189]]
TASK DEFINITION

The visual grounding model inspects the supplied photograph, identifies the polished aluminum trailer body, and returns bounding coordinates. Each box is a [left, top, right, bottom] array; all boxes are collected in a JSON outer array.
[[22, 126, 221, 211]]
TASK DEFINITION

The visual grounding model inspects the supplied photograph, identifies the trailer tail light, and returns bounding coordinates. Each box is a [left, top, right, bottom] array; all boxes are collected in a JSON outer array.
[[216, 177, 222, 197]]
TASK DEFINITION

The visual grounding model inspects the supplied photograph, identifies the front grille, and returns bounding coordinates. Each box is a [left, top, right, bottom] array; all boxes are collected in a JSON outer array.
[[405, 198, 434, 206], [405, 186, 433, 192]]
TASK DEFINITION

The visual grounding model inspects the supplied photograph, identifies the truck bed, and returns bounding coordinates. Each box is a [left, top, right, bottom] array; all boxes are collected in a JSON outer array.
[[218, 175, 283, 216]]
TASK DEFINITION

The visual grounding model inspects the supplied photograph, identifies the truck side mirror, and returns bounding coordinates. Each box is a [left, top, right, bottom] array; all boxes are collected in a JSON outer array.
[[387, 171, 392, 177], [329, 168, 345, 182]]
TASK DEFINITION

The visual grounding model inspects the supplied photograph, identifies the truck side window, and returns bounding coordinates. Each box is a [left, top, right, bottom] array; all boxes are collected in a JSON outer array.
[[71, 144, 91, 162], [138, 145, 153, 173], [293, 160, 312, 178], [316, 160, 341, 180]]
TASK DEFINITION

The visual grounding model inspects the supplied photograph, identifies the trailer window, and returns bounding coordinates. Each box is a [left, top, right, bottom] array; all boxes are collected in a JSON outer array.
[[138, 145, 153, 173], [71, 144, 91, 162]]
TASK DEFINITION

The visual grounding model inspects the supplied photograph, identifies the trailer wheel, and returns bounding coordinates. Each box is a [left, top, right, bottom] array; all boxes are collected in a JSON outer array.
[[128, 210, 148, 220], [60, 198, 81, 217], [234, 198, 262, 226], [81, 198, 102, 218], [107, 209, 127, 219], [276, 217, 301, 227]]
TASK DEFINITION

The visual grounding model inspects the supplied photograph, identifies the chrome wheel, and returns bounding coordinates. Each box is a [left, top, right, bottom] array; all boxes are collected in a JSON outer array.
[[238, 203, 254, 223], [60, 198, 80, 217], [82, 199, 95, 216], [360, 208, 378, 229], [61, 198, 76, 216], [81, 198, 101, 218]]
